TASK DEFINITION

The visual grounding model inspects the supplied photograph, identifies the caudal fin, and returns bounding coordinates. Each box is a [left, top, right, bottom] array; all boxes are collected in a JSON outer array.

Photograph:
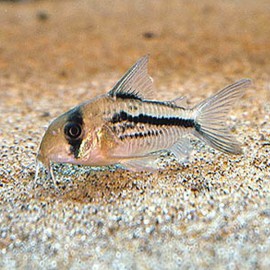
[[193, 79, 251, 154]]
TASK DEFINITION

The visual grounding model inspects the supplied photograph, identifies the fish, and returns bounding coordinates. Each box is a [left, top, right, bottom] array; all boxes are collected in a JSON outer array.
[[35, 56, 251, 181]]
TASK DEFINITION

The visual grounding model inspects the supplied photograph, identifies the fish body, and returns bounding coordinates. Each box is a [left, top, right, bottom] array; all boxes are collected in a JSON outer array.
[[36, 56, 251, 179]]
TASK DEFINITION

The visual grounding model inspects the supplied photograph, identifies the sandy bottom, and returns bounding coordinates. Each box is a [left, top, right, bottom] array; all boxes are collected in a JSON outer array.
[[0, 0, 270, 269]]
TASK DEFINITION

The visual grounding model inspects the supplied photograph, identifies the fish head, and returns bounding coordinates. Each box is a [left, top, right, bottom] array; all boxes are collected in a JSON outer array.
[[37, 106, 86, 168]]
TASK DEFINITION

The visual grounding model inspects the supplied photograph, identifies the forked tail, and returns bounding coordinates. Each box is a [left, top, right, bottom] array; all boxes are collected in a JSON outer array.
[[193, 79, 251, 154]]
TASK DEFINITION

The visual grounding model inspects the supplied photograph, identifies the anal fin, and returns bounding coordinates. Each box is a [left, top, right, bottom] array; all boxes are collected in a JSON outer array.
[[169, 137, 191, 163]]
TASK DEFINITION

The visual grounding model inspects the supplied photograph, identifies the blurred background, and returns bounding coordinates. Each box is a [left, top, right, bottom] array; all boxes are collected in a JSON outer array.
[[0, 0, 269, 85]]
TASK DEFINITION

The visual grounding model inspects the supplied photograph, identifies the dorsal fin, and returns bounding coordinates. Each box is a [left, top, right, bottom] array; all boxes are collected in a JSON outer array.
[[108, 55, 154, 100]]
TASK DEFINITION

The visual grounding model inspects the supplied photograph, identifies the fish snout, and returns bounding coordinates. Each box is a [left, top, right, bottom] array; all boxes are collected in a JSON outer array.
[[36, 147, 49, 168]]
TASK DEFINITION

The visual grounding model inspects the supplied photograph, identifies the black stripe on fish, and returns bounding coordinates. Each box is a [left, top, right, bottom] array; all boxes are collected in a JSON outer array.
[[115, 91, 143, 101], [64, 107, 84, 158], [110, 110, 195, 128], [119, 129, 163, 140]]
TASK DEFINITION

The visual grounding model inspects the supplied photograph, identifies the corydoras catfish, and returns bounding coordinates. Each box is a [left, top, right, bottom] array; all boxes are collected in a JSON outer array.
[[35, 56, 251, 180]]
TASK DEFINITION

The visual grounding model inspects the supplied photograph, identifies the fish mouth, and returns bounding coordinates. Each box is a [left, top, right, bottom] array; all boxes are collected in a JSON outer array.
[[36, 139, 61, 166], [36, 149, 50, 169], [38, 149, 78, 165]]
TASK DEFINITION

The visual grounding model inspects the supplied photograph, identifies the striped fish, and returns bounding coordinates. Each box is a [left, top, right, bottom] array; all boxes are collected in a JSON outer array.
[[36, 56, 251, 180]]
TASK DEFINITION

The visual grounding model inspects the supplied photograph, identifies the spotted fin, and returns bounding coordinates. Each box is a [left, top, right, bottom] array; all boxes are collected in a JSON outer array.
[[108, 55, 154, 100], [169, 137, 191, 163], [120, 153, 161, 172]]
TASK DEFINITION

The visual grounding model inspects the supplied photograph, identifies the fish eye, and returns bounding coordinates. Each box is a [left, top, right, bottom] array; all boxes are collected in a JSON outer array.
[[64, 122, 82, 140]]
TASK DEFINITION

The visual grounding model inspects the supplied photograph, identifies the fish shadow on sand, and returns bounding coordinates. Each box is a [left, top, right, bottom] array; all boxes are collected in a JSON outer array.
[[31, 164, 157, 203], [31, 158, 218, 203]]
